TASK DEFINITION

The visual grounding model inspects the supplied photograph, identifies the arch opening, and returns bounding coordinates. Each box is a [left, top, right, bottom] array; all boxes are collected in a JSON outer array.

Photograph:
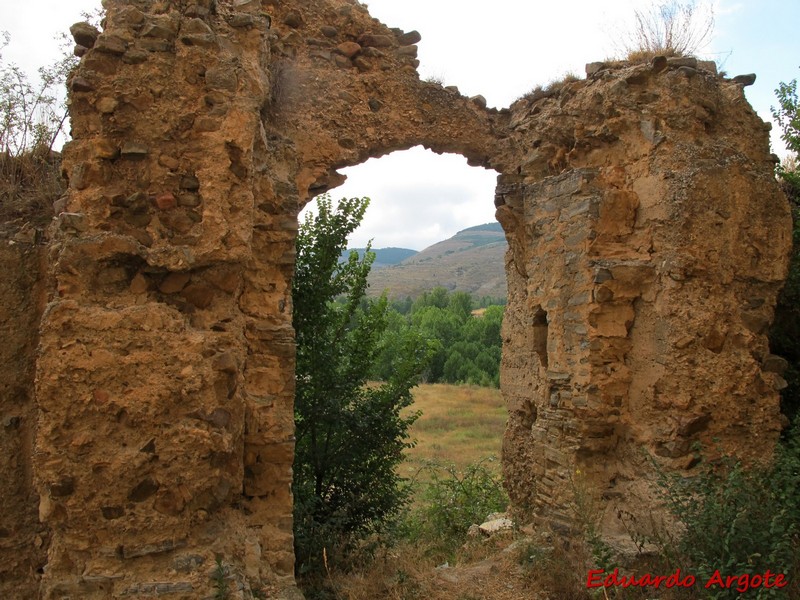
[[291, 147, 511, 575]]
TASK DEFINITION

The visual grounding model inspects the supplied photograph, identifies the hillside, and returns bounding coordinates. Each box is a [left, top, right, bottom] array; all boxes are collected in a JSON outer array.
[[365, 222, 507, 299], [343, 246, 417, 268]]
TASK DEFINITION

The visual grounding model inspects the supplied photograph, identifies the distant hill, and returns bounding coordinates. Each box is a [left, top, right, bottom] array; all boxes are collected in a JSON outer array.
[[342, 247, 418, 268], [364, 222, 507, 299]]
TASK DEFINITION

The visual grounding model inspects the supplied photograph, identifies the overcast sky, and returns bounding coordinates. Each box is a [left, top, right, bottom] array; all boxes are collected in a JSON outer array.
[[3, 1, 799, 250]]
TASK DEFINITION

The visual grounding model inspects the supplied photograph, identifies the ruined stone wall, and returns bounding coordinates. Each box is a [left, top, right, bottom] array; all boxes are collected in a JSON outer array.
[[20, 1, 499, 598], [0, 235, 49, 599], [0, 0, 792, 598], [497, 59, 791, 539], [33, 0, 299, 597]]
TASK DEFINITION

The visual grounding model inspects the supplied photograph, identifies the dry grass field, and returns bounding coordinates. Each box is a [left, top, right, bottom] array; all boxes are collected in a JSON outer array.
[[401, 383, 507, 481]]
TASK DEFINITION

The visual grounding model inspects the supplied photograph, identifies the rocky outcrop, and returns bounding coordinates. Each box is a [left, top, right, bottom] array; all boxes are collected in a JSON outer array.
[[0, 0, 791, 598]]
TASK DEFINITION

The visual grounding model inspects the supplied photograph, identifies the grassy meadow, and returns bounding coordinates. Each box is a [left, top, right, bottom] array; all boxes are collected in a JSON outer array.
[[401, 383, 507, 482], [326, 384, 526, 600]]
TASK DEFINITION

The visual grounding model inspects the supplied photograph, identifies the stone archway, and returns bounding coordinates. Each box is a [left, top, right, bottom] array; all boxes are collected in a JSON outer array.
[[0, 0, 790, 598]]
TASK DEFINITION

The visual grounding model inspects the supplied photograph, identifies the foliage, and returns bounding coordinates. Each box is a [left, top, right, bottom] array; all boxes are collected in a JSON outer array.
[[615, 1, 715, 59], [771, 189, 800, 423], [372, 287, 504, 388], [771, 72, 800, 423], [0, 32, 75, 157], [404, 458, 508, 558], [0, 32, 76, 222], [656, 427, 800, 599], [423, 74, 445, 86], [292, 194, 431, 576], [211, 556, 230, 600], [773, 77, 800, 190], [517, 430, 800, 599]]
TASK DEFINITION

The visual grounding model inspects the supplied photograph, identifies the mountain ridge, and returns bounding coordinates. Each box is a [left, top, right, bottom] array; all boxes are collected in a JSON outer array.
[[343, 246, 418, 268], [358, 221, 507, 299]]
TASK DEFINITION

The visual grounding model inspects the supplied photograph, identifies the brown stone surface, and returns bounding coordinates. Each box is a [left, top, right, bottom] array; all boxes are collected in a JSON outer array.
[[0, 0, 791, 598], [0, 234, 49, 599], [496, 67, 790, 539]]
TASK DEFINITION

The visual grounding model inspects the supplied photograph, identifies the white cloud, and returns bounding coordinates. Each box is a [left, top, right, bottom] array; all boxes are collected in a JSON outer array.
[[308, 147, 499, 250], [1, 0, 102, 79]]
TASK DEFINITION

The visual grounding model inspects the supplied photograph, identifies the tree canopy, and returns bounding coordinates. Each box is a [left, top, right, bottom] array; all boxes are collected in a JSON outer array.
[[372, 288, 505, 388]]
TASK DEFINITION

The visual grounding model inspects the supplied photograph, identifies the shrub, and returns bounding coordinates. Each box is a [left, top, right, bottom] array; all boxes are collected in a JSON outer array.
[[656, 427, 800, 599], [405, 458, 508, 558], [615, 1, 715, 59], [570, 470, 618, 573], [0, 32, 75, 222], [211, 556, 230, 600], [516, 539, 597, 600], [520, 72, 581, 103]]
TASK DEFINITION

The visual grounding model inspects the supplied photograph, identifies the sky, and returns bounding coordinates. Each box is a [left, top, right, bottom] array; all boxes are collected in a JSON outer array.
[[3, 1, 799, 250]]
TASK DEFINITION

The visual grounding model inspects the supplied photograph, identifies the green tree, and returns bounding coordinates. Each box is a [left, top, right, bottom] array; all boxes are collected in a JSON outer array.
[[372, 285, 505, 388], [447, 290, 473, 320], [772, 75, 800, 191], [370, 310, 427, 382], [292, 194, 430, 575], [771, 72, 800, 423], [410, 305, 461, 381], [412, 286, 450, 311]]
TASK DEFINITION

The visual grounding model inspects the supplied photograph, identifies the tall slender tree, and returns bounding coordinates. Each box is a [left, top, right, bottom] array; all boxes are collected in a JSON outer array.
[[292, 193, 430, 574]]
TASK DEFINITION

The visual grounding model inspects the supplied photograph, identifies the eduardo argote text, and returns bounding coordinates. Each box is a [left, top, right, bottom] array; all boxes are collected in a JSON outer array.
[[587, 568, 789, 593]]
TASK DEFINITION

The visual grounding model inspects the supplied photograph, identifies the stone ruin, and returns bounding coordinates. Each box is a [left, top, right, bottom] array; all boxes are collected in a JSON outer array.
[[0, 0, 792, 598]]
